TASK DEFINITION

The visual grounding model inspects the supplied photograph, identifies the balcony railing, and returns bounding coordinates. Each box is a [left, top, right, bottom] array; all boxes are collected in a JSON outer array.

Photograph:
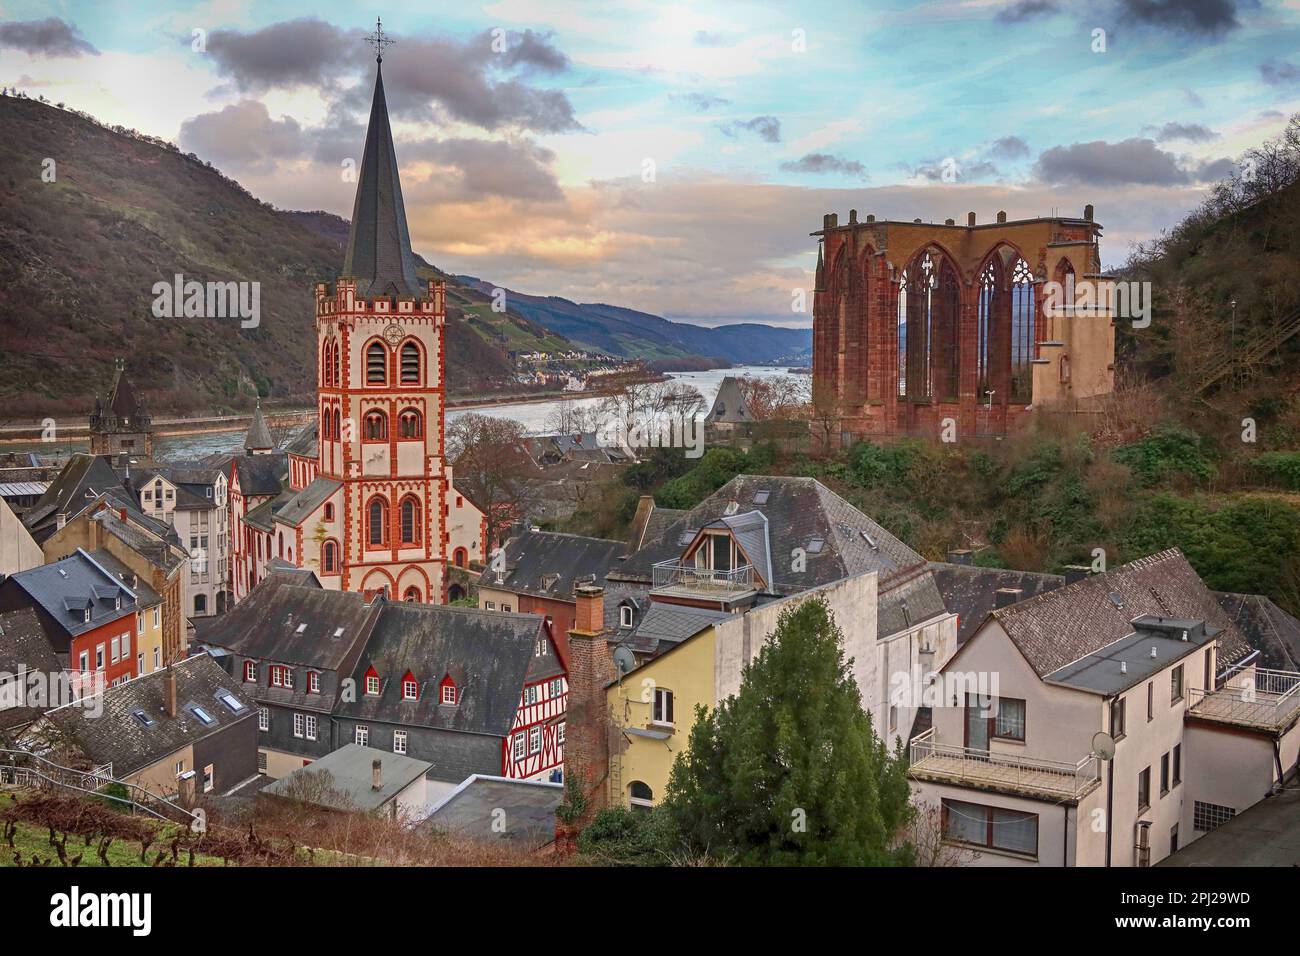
[[1188, 667, 1300, 732], [909, 728, 1101, 800], [651, 560, 755, 594]]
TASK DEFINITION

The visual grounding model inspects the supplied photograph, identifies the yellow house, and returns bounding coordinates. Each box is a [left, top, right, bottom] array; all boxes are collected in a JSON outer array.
[[605, 571, 893, 810]]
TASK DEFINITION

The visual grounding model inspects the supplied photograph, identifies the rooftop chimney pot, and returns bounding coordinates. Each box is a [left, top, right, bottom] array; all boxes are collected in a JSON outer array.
[[372, 759, 382, 791]]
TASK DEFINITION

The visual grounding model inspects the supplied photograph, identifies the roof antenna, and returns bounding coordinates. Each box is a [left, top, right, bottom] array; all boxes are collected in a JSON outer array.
[[364, 16, 396, 64]]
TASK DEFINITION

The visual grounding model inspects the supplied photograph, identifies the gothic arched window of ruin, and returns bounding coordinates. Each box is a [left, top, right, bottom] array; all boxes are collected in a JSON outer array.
[[897, 249, 961, 402], [1010, 258, 1036, 403]]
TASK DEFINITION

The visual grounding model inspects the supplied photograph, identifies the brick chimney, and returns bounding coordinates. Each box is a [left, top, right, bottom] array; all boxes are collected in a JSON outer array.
[[564, 585, 614, 814], [163, 666, 177, 718], [372, 759, 382, 791]]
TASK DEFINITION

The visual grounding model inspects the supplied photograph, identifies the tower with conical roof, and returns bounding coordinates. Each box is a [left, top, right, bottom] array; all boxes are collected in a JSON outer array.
[[89, 358, 154, 459], [308, 18, 450, 604], [244, 400, 275, 455]]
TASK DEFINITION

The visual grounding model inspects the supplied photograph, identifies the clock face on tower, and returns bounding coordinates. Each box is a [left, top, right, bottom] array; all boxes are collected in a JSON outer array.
[[383, 323, 405, 346]]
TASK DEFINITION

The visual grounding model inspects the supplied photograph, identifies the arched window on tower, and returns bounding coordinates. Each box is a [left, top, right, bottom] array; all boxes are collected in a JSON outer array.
[[366, 341, 387, 385], [331, 340, 341, 387], [400, 342, 421, 384], [332, 409, 341, 442], [323, 540, 338, 573], [367, 497, 389, 547], [364, 410, 388, 441], [399, 408, 422, 439], [400, 496, 421, 545]]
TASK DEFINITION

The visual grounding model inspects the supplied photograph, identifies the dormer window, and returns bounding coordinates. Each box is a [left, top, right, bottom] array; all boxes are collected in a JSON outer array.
[[308, 671, 320, 694], [83, 609, 91, 623], [244, 661, 257, 682], [440, 676, 457, 705], [402, 672, 419, 701], [620, 605, 634, 628], [365, 667, 380, 696]]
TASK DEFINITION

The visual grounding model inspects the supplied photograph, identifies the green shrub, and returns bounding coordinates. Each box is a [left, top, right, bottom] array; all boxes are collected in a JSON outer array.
[[1113, 426, 1216, 486], [1250, 451, 1300, 491]]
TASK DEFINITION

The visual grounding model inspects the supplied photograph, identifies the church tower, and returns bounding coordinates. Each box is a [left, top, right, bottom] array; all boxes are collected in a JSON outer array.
[[312, 33, 448, 604]]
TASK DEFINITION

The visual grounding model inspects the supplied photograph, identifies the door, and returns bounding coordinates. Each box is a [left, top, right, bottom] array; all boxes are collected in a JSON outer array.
[[965, 694, 989, 751]]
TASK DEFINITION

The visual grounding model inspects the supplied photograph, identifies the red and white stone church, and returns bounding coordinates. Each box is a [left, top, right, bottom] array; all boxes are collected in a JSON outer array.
[[226, 55, 486, 605]]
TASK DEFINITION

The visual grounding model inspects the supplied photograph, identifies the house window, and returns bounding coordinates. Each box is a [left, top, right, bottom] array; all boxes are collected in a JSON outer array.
[[628, 781, 654, 811], [244, 661, 257, 682], [941, 799, 1038, 857], [1172, 744, 1182, 786], [529, 726, 541, 754], [620, 605, 633, 628], [110, 636, 120, 664], [1147, 682, 1154, 721], [258, 707, 269, 731], [1193, 801, 1235, 832], [153, 647, 160, 670], [403, 678, 418, 701], [202, 764, 214, 793], [95, 645, 105, 670], [1171, 664, 1184, 703], [484, 601, 496, 611], [557, 721, 565, 746], [366, 341, 387, 385], [293, 713, 305, 738], [1160, 752, 1170, 796], [175, 760, 185, 778], [441, 682, 456, 705], [993, 697, 1026, 741], [308, 671, 320, 694], [512, 734, 526, 761], [355, 725, 369, 746], [1110, 696, 1126, 740], [524, 685, 539, 706], [153, 608, 159, 628], [1138, 767, 1151, 812], [393, 730, 407, 755], [652, 688, 674, 727], [400, 342, 421, 384], [305, 714, 317, 741]]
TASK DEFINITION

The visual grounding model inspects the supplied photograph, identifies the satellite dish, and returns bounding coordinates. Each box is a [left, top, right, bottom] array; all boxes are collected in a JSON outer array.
[[612, 646, 636, 675], [1092, 731, 1116, 760]]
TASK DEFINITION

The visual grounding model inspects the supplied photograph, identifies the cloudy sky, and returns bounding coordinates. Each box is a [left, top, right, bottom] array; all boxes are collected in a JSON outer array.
[[3, 0, 1300, 328]]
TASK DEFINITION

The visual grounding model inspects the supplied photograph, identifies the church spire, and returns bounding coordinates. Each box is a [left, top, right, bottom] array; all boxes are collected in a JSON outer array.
[[342, 20, 420, 299], [245, 399, 274, 455]]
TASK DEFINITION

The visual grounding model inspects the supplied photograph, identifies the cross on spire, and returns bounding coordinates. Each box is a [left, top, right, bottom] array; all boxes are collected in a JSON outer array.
[[364, 17, 396, 64]]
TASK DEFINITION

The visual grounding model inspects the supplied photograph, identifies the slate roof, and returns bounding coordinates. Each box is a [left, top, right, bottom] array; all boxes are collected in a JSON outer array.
[[342, 63, 422, 298], [4, 548, 140, 640], [1215, 592, 1300, 671], [43, 653, 254, 778], [105, 365, 144, 419], [338, 602, 555, 741], [477, 529, 628, 600], [927, 561, 1066, 644], [426, 774, 561, 849], [988, 549, 1254, 678], [23, 454, 137, 542], [273, 477, 341, 528], [86, 549, 162, 608], [613, 475, 925, 594], [209, 452, 287, 498], [877, 569, 950, 639], [617, 602, 730, 656], [263, 744, 432, 812], [284, 421, 318, 459], [194, 575, 381, 675], [0, 607, 61, 731], [83, 503, 185, 574]]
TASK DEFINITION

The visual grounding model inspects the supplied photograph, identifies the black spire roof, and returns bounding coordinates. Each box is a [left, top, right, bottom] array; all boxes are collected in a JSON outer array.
[[342, 61, 422, 299]]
